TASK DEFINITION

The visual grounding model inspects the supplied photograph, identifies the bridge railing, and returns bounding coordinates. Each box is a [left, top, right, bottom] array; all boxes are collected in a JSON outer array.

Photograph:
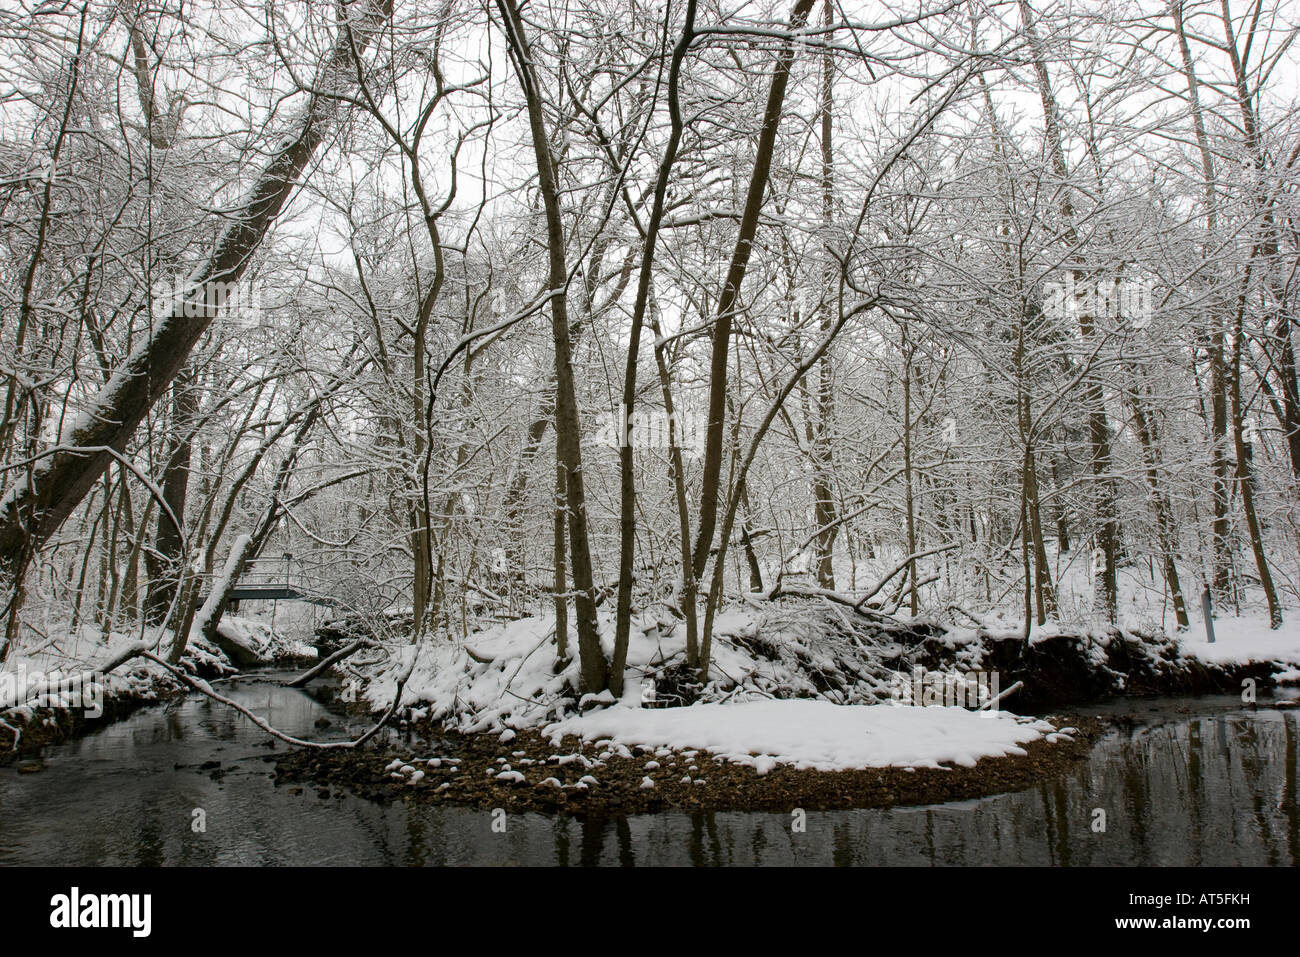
[[235, 556, 298, 586], [208, 554, 342, 607]]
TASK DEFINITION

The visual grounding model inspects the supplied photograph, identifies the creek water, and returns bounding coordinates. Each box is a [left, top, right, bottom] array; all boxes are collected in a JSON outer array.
[[1, 672, 1297, 865]]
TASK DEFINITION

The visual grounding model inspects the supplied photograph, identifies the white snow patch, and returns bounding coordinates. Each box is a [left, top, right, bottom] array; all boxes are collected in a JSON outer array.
[[1177, 615, 1300, 668], [546, 699, 1052, 773]]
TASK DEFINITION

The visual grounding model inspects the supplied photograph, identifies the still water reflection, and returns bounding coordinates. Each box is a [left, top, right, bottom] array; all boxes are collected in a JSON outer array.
[[1, 675, 1296, 865]]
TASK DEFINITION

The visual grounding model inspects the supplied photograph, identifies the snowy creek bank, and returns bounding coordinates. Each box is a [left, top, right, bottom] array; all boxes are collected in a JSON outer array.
[[342, 598, 1300, 734], [910, 623, 1287, 710], [0, 617, 316, 762], [272, 599, 1300, 814]]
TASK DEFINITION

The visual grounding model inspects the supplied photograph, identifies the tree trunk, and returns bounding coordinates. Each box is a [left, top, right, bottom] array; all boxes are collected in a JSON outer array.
[[1230, 292, 1283, 628], [611, 0, 698, 697], [692, 0, 819, 585], [553, 461, 569, 662], [811, 0, 839, 589], [1127, 385, 1190, 629], [0, 0, 393, 590], [144, 366, 198, 623], [902, 331, 918, 616], [1171, 0, 1233, 600], [498, 0, 607, 692], [1020, 0, 1118, 622], [648, 304, 700, 668]]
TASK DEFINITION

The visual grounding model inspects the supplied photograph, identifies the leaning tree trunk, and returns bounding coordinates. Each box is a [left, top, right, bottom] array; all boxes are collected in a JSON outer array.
[[0, 0, 393, 599], [692, 0, 819, 589]]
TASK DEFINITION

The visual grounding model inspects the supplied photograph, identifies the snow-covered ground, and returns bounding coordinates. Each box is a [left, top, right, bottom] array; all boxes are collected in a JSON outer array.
[[1171, 613, 1300, 682], [353, 604, 1075, 771], [357, 604, 902, 734], [0, 625, 225, 722], [544, 699, 1061, 774]]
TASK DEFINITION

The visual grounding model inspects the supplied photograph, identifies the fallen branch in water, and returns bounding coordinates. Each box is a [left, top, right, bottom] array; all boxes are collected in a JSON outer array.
[[283, 639, 370, 688], [0, 716, 21, 748], [139, 648, 417, 750], [3, 635, 418, 752]]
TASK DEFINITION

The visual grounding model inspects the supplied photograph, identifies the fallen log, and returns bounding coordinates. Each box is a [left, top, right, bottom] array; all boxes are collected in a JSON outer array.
[[1, 641, 148, 713], [283, 639, 367, 688], [978, 679, 1024, 711], [2, 641, 150, 749]]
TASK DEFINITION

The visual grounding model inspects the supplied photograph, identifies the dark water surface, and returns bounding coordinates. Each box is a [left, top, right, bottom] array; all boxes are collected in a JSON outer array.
[[1, 674, 1297, 865]]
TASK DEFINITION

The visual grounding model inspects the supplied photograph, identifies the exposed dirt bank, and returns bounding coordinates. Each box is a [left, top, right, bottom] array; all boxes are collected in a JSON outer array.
[[912, 626, 1285, 711]]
